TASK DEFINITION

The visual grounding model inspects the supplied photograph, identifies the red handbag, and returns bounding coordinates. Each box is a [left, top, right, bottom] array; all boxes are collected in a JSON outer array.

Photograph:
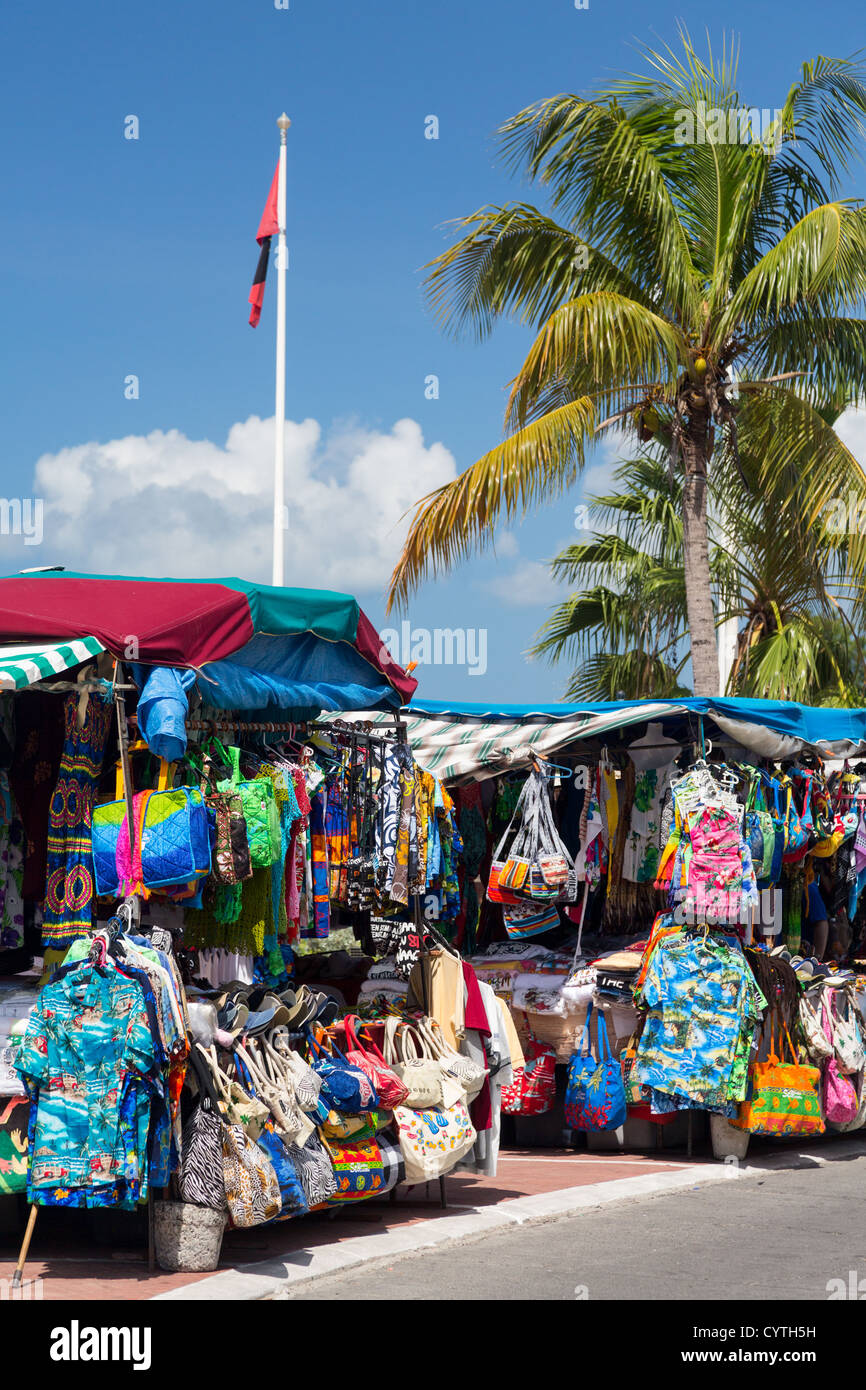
[[501, 1014, 556, 1116], [343, 1015, 410, 1109]]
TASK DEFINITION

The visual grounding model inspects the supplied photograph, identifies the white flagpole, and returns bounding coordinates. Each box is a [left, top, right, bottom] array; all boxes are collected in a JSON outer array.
[[272, 113, 290, 587]]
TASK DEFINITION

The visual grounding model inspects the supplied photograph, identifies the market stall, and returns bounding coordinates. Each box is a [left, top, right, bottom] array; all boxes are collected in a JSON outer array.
[[4, 603, 866, 1282]]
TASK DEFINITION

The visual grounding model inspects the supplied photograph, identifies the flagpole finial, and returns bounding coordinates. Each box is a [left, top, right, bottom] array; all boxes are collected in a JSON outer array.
[[277, 113, 291, 134]]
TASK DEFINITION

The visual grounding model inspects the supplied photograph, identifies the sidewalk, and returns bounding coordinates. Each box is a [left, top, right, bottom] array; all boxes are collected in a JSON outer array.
[[4, 1137, 862, 1302]]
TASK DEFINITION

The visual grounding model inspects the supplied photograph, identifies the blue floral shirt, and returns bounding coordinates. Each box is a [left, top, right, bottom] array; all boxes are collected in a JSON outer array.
[[16, 958, 154, 1207]]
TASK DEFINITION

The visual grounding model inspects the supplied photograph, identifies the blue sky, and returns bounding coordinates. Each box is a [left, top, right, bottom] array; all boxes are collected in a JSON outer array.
[[1, 0, 864, 703]]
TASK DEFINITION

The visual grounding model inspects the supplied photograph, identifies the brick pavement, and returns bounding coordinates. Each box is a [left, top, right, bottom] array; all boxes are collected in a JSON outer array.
[[0, 1148, 704, 1300]]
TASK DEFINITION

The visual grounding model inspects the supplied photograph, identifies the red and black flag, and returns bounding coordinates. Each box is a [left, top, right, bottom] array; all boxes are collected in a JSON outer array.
[[248, 164, 280, 327]]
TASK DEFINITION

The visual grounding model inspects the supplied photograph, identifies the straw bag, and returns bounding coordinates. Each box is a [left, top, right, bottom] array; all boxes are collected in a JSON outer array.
[[382, 1018, 447, 1109], [731, 1019, 824, 1137], [415, 1016, 487, 1102]]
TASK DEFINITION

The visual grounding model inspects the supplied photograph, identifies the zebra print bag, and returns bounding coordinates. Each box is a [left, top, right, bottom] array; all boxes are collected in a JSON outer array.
[[288, 1132, 338, 1208], [179, 1100, 227, 1210], [179, 1044, 228, 1210]]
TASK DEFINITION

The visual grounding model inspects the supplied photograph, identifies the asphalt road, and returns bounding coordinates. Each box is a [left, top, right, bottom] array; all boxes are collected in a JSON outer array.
[[288, 1153, 866, 1301]]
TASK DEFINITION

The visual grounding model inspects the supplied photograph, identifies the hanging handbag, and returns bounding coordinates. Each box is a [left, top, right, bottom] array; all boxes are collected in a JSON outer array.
[[799, 991, 834, 1065], [731, 1018, 824, 1136], [392, 1097, 476, 1182], [266, 1031, 323, 1113], [202, 768, 253, 885], [288, 1131, 338, 1208], [217, 745, 282, 869], [305, 1029, 379, 1114], [322, 1111, 380, 1140], [501, 898, 561, 940], [139, 760, 212, 889], [323, 1135, 386, 1202], [201, 1045, 270, 1139], [487, 778, 534, 905], [382, 1019, 448, 1109], [501, 1012, 556, 1116], [234, 1042, 313, 1146], [820, 998, 859, 1124], [831, 990, 866, 1074], [179, 1047, 229, 1210], [415, 1016, 488, 1103], [564, 1007, 627, 1133], [761, 773, 787, 881], [220, 1119, 283, 1228], [342, 1015, 410, 1109], [780, 773, 811, 864]]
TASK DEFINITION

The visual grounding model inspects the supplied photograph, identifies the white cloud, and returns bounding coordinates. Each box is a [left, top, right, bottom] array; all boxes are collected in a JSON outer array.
[[483, 559, 565, 608], [29, 415, 456, 593], [835, 405, 866, 466]]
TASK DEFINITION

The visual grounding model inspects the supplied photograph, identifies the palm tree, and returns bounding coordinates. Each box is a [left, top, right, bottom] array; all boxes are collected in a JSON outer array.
[[387, 33, 866, 695], [534, 447, 866, 701]]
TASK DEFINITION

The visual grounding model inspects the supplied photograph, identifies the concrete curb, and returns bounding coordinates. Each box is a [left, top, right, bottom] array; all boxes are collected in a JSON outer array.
[[152, 1136, 866, 1300]]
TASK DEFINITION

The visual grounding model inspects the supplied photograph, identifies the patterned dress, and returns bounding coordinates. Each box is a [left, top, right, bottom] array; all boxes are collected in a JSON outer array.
[[42, 693, 113, 952]]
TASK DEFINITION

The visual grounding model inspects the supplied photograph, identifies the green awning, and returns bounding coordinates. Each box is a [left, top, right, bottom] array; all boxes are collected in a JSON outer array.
[[0, 636, 105, 690]]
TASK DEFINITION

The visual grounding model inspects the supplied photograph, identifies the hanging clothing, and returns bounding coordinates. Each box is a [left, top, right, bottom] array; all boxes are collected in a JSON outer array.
[[42, 693, 113, 952], [9, 690, 65, 901], [16, 956, 157, 1209], [622, 724, 681, 884]]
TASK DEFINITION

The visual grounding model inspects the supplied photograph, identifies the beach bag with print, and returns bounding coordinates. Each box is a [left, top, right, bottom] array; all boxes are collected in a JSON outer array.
[[821, 998, 859, 1124], [323, 1136, 385, 1203], [382, 1019, 448, 1109], [221, 1122, 282, 1228], [760, 774, 787, 881], [564, 1007, 627, 1133], [501, 1013, 556, 1116], [731, 1020, 824, 1137], [392, 1099, 476, 1182]]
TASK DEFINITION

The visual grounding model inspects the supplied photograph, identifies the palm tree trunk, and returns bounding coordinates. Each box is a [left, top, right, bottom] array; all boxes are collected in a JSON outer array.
[[681, 431, 720, 696]]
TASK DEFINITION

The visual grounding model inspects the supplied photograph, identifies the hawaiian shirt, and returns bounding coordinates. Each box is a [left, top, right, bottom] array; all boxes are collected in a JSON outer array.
[[16, 958, 154, 1207], [635, 935, 766, 1107]]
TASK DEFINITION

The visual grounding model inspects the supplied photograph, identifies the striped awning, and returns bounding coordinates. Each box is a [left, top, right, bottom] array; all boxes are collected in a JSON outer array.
[[0, 636, 105, 691], [327, 703, 674, 782]]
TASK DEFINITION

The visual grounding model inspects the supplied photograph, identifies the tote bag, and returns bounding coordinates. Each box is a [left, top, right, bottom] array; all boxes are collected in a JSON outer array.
[[731, 1020, 824, 1137], [306, 1030, 379, 1114], [501, 1013, 556, 1116], [221, 1122, 283, 1228], [217, 746, 281, 868], [343, 1015, 409, 1109], [323, 1136, 386, 1202], [382, 1019, 448, 1109], [392, 1098, 476, 1182], [565, 1006, 627, 1132]]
